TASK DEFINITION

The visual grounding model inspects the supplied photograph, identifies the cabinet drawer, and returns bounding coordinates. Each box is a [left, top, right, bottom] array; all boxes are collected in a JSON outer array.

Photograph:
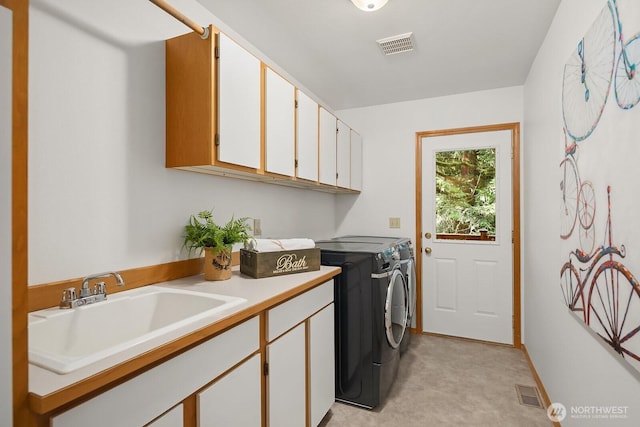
[[267, 280, 333, 341], [52, 316, 260, 427]]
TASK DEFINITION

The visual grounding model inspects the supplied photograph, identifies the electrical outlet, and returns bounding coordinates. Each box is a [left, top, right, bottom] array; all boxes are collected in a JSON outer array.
[[253, 218, 262, 236], [389, 217, 401, 229]]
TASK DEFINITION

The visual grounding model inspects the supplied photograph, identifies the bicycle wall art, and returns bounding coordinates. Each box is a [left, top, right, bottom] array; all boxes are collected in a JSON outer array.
[[560, 0, 640, 375]]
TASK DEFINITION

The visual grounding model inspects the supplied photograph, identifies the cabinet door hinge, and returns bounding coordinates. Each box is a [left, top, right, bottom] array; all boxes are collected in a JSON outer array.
[[295, 100, 298, 108], [336, 127, 339, 134], [214, 46, 220, 59], [263, 361, 269, 376], [295, 159, 299, 168], [215, 134, 220, 146]]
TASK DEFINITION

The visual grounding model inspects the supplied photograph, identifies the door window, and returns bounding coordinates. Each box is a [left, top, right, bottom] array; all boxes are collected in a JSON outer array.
[[435, 148, 497, 241]]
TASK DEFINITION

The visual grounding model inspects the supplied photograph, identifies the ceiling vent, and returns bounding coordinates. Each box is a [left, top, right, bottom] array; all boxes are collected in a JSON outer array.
[[376, 32, 415, 55]]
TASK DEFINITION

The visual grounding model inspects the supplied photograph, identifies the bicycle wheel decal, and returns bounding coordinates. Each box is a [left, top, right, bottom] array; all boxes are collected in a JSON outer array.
[[562, 3, 616, 141], [615, 33, 640, 110], [579, 221, 596, 255], [588, 262, 640, 363], [577, 181, 596, 230], [560, 157, 579, 239], [561, 261, 585, 321]]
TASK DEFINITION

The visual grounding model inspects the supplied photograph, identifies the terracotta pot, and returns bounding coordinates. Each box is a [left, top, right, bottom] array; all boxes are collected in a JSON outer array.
[[203, 248, 232, 281]]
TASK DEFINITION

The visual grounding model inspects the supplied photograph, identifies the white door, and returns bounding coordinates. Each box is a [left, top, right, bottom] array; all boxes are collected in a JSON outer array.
[[197, 354, 261, 427], [421, 129, 513, 344], [318, 107, 336, 186], [350, 130, 363, 191], [336, 120, 350, 188], [309, 304, 334, 427], [295, 89, 318, 182], [217, 32, 261, 169], [267, 323, 306, 427], [265, 67, 295, 176]]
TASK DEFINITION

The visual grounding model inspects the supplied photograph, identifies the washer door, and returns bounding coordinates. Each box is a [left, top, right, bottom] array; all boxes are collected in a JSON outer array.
[[385, 267, 408, 348], [406, 257, 417, 321]]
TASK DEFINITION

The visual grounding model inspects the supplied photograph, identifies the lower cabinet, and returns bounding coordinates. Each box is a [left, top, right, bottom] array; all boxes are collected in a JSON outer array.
[[147, 405, 183, 427], [309, 304, 335, 427], [267, 280, 335, 427], [267, 323, 307, 427], [198, 353, 262, 427], [51, 317, 260, 427], [48, 280, 335, 427]]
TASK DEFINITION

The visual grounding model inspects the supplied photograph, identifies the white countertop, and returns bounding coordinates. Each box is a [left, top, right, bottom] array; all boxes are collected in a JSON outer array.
[[29, 265, 340, 400]]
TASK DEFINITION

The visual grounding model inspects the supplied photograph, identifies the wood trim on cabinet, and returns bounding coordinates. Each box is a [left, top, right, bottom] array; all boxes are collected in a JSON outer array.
[[2, 0, 30, 425], [28, 258, 205, 312], [259, 312, 268, 427], [304, 319, 311, 427], [415, 122, 522, 348], [28, 252, 241, 312], [182, 395, 197, 427]]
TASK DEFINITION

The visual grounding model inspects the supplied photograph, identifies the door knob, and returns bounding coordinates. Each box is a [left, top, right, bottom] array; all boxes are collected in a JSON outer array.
[[425, 232, 432, 239], [424, 247, 432, 254]]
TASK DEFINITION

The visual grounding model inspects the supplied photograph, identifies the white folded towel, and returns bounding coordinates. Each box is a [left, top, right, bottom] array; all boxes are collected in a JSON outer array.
[[245, 238, 316, 252]]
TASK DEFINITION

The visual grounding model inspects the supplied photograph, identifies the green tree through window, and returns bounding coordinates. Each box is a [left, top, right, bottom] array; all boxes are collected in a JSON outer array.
[[435, 148, 496, 235]]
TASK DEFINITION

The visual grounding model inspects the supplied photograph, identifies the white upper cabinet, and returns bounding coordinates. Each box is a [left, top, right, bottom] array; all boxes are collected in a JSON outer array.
[[336, 120, 350, 189], [265, 68, 295, 176], [350, 129, 363, 191], [318, 107, 337, 186], [296, 90, 319, 182], [217, 32, 261, 169]]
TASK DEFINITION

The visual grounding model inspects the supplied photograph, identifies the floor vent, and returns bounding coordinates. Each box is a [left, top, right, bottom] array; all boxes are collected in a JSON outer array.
[[515, 384, 543, 408], [376, 32, 415, 55]]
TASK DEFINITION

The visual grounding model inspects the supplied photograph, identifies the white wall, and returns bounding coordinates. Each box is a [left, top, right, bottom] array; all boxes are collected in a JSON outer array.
[[0, 5, 13, 425], [335, 86, 524, 338], [335, 86, 523, 240], [27, 6, 337, 285], [523, 0, 640, 425]]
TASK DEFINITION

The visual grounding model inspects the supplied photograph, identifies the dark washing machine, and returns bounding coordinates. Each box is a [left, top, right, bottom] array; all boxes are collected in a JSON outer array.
[[315, 240, 408, 409], [332, 236, 417, 354]]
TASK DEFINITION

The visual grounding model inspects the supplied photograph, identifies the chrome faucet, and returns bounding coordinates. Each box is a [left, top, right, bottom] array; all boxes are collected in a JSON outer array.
[[60, 271, 125, 309]]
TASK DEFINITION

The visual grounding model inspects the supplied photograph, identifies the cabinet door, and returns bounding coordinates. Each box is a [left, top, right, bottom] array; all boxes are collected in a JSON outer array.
[[336, 120, 350, 188], [198, 354, 262, 427], [218, 32, 261, 169], [350, 130, 363, 191], [318, 107, 336, 186], [267, 323, 306, 427], [309, 304, 335, 427], [296, 90, 319, 182], [146, 405, 183, 427], [265, 68, 295, 176]]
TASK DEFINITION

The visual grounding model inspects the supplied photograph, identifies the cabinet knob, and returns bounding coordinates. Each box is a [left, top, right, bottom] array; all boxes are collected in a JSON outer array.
[[424, 247, 432, 254], [425, 232, 432, 239]]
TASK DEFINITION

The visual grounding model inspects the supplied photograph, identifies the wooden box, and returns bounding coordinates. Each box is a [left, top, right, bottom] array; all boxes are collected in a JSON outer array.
[[239, 248, 320, 279]]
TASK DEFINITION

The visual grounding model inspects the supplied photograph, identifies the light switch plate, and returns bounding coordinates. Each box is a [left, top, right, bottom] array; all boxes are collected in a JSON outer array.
[[389, 217, 401, 228], [253, 218, 262, 236]]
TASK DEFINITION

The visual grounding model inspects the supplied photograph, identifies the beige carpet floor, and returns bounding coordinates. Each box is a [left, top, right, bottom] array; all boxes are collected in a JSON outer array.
[[320, 334, 552, 427]]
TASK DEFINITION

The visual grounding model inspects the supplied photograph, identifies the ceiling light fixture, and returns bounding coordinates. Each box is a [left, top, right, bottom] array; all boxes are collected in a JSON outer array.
[[350, 0, 388, 12]]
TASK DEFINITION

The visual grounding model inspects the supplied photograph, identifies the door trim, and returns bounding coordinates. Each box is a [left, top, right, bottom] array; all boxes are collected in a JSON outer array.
[[414, 122, 521, 348], [2, 0, 30, 425]]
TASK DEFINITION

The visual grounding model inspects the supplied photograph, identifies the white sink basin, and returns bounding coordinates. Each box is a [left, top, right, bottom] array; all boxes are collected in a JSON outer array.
[[29, 285, 246, 374]]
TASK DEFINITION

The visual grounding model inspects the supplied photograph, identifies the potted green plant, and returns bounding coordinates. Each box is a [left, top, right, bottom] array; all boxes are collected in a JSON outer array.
[[184, 210, 251, 280]]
